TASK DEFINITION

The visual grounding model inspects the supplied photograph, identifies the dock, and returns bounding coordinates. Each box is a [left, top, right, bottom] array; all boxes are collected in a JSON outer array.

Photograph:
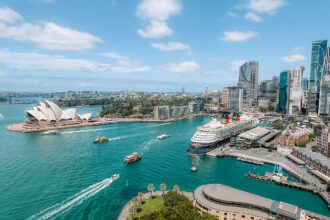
[[246, 172, 314, 192]]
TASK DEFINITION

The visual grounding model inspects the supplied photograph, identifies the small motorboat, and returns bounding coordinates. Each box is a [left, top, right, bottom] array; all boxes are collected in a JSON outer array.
[[94, 136, 109, 143], [191, 166, 197, 172], [157, 134, 171, 140], [41, 130, 60, 135], [111, 174, 120, 181]]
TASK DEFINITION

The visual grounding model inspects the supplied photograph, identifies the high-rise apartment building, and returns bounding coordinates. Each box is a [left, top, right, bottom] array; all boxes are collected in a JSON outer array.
[[238, 61, 259, 107], [316, 126, 330, 157], [227, 87, 243, 112], [319, 48, 330, 116], [288, 68, 303, 114], [308, 40, 327, 113]]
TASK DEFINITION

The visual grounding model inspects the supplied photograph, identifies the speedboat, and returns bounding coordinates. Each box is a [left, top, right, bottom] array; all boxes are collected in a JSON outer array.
[[41, 130, 60, 135], [111, 174, 120, 180], [157, 134, 171, 140], [94, 136, 109, 143]]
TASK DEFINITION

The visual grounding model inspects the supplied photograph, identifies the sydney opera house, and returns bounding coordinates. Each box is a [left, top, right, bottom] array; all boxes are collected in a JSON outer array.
[[25, 100, 92, 127]]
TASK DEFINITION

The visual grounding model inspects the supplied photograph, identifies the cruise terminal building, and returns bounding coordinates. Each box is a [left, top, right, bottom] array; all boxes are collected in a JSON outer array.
[[193, 184, 328, 220]]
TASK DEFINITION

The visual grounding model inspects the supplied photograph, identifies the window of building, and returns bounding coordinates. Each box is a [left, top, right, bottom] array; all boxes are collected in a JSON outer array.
[[224, 213, 227, 216], [242, 215, 245, 218], [250, 217, 254, 220]]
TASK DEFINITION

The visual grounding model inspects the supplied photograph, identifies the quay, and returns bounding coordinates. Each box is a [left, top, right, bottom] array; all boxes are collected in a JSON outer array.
[[246, 172, 313, 192], [7, 116, 193, 133], [237, 156, 264, 165]]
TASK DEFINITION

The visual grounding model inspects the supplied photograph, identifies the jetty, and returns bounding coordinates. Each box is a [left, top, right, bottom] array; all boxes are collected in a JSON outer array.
[[246, 172, 314, 192]]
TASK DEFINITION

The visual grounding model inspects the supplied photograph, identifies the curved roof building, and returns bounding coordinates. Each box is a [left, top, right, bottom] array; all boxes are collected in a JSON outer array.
[[193, 184, 327, 220], [27, 100, 76, 122]]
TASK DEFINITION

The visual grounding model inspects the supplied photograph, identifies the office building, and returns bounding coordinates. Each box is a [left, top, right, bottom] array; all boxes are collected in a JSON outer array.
[[308, 40, 327, 113], [238, 61, 259, 107], [259, 79, 277, 100], [319, 47, 330, 116], [220, 88, 229, 109], [278, 71, 290, 114]]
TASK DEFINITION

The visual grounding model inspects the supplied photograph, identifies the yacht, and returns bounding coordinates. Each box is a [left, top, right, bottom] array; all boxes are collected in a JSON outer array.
[[186, 114, 258, 156], [157, 134, 170, 140], [111, 174, 120, 181]]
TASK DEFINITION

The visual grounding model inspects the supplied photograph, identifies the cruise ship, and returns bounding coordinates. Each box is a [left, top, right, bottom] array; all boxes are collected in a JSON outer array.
[[186, 114, 258, 156]]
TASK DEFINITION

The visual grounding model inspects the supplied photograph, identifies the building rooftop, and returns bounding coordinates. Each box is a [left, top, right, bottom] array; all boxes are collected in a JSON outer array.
[[194, 184, 304, 220], [238, 126, 270, 140], [294, 147, 330, 169]]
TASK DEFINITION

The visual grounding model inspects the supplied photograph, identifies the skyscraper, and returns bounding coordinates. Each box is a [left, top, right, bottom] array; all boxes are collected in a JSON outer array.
[[288, 68, 303, 114], [319, 48, 330, 116], [308, 40, 328, 113], [278, 71, 290, 114], [238, 61, 259, 107], [227, 87, 243, 112]]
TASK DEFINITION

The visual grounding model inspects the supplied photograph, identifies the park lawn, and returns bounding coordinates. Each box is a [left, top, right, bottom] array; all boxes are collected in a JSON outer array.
[[135, 196, 164, 218]]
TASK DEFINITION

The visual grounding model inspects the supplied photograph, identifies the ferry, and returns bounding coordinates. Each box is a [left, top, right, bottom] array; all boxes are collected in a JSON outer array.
[[94, 136, 109, 143], [41, 130, 60, 135], [124, 152, 141, 164], [157, 134, 170, 140], [186, 114, 258, 156]]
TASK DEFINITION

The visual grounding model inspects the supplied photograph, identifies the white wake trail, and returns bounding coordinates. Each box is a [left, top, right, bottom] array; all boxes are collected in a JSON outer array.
[[0, 113, 3, 120], [28, 176, 118, 220], [148, 122, 172, 127], [61, 127, 118, 134]]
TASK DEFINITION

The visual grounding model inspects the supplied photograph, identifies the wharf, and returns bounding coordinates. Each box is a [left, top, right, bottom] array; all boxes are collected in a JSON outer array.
[[206, 145, 229, 157], [246, 172, 314, 192], [7, 116, 195, 133], [237, 156, 264, 165]]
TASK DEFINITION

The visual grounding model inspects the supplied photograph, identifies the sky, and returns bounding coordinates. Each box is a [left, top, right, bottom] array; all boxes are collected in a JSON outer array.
[[0, 0, 329, 92]]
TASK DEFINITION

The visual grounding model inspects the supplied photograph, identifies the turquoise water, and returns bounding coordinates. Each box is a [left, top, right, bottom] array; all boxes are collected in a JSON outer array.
[[0, 104, 329, 219]]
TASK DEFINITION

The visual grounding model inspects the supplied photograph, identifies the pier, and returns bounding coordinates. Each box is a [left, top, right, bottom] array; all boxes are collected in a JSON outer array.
[[237, 156, 264, 165], [246, 172, 314, 192]]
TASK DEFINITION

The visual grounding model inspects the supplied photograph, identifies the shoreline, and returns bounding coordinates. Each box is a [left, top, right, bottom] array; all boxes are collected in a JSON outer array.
[[7, 115, 204, 133]]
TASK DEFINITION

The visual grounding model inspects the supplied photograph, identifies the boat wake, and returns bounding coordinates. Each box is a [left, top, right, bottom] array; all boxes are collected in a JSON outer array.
[[140, 139, 158, 154], [61, 127, 118, 134], [0, 113, 3, 120], [27, 176, 119, 220], [148, 123, 172, 127]]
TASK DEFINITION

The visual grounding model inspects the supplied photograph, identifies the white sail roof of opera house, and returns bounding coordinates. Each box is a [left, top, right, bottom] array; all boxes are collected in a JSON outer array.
[[26, 100, 77, 122]]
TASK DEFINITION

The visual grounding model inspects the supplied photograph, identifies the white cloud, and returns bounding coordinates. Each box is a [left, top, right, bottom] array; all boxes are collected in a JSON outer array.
[[136, 0, 182, 39], [136, 0, 182, 21], [281, 54, 306, 63], [230, 60, 246, 71], [0, 50, 152, 73], [0, 7, 101, 51], [161, 61, 199, 73], [220, 31, 258, 42], [245, 12, 262, 22], [248, 0, 285, 14], [0, 7, 22, 23], [101, 52, 128, 60], [138, 20, 172, 38], [151, 41, 190, 51]]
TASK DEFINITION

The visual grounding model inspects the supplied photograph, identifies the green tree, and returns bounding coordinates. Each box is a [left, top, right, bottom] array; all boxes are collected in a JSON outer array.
[[138, 192, 145, 203], [147, 184, 155, 197], [298, 141, 307, 148], [172, 185, 180, 193], [160, 183, 167, 195], [311, 145, 318, 152]]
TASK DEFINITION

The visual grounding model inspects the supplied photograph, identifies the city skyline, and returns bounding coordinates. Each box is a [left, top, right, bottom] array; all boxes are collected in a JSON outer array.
[[0, 0, 330, 92]]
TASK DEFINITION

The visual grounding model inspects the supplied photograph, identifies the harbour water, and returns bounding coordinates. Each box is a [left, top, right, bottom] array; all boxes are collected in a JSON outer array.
[[0, 104, 329, 219]]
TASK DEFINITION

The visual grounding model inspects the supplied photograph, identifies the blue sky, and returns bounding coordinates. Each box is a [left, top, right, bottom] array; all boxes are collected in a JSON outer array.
[[0, 0, 329, 92]]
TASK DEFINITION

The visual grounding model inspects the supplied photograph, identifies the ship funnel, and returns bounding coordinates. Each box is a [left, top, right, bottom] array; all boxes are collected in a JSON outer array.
[[236, 116, 240, 122], [225, 118, 229, 125]]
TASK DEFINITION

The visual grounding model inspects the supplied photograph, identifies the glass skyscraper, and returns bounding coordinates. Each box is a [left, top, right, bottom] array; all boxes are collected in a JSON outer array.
[[319, 48, 330, 115], [238, 61, 259, 107], [278, 71, 290, 114], [308, 40, 327, 113]]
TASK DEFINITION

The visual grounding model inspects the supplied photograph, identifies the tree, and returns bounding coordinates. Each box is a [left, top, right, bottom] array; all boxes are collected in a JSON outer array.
[[172, 185, 180, 193], [298, 141, 307, 148], [147, 184, 155, 197], [160, 183, 167, 195], [311, 145, 318, 152]]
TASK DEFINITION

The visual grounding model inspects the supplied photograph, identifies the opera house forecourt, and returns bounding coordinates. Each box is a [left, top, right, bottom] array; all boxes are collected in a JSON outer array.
[[193, 184, 328, 220], [7, 100, 93, 132]]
